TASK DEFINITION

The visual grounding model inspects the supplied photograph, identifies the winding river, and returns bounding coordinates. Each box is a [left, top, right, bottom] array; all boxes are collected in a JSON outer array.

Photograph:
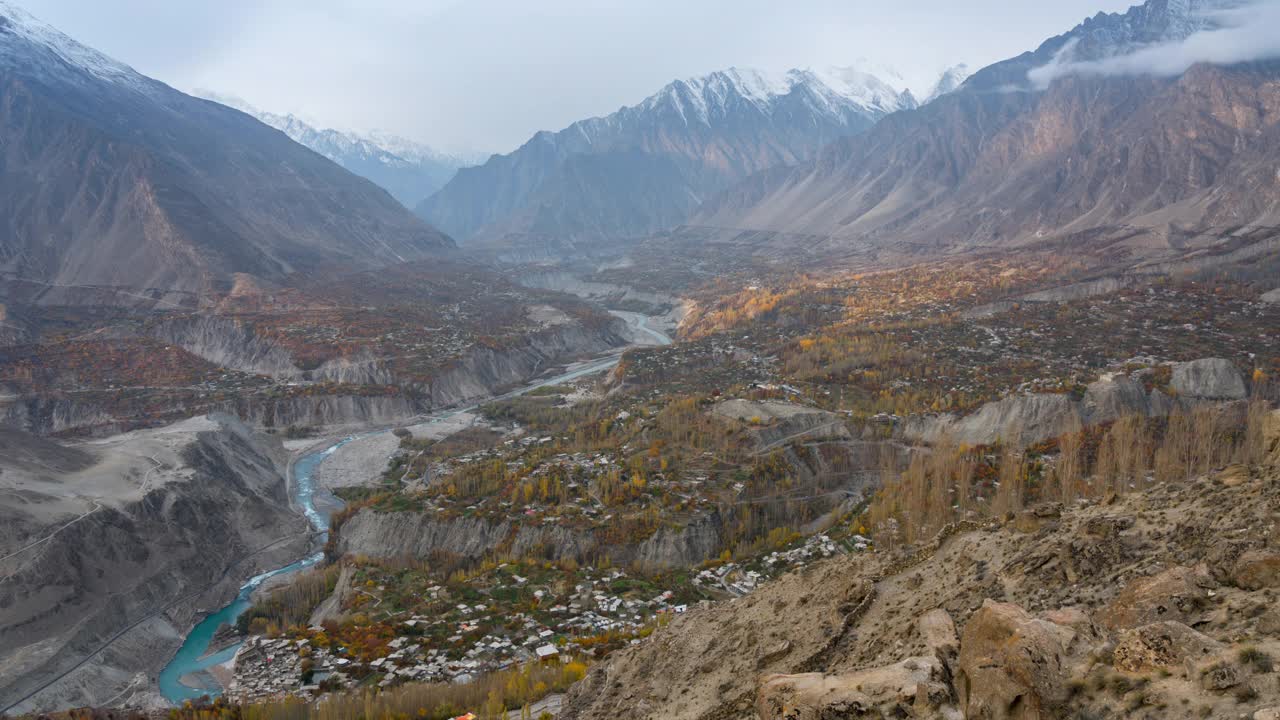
[[158, 312, 671, 703]]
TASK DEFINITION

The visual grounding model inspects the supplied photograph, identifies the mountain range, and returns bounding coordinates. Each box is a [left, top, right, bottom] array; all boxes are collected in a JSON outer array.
[[0, 0, 451, 301], [689, 0, 1280, 260], [193, 91, 483, 208], [416, 65, 920, 250]]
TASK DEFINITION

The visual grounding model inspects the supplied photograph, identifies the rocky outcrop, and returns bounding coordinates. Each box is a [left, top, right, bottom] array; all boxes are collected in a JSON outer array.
[[230, 394, 420, 431], [311, 351, 394, 385], [1079, 374, 1155, 426], [757, 656, 948, 720], [0, 415, 311, 713], [712, 400, 851, 452], [1172, 358, 1249, 401], [757, 609, 961, 720], [632, 514, 725, 570], [1096, 565, 1215, 630], [1112, 621, 1221, 672], [903, 360, 1248, 447], [0, 394, 119, 436], [427, 320, 626, 408], [1232, 551, 1280, 591], [149, 316, 300, 378], [1261, 289, 1280, 304], [905, 393, 1080, 447], [956, 600, 1075, 719], [336, 509, 725, 570], [336, 513, 513, 561]]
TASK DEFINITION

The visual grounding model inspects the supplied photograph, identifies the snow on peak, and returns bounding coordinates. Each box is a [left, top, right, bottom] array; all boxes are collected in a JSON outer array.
[[0, 0, 153, 92], [363, 129, 484, 167], [192, 89, 478, 170], [925, 64, 972, 102], [804, 64, 916, 113], [646, 63, 914, 127]]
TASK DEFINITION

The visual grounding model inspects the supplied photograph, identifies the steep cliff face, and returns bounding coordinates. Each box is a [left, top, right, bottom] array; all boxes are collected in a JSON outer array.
[[335, 509, 726, 570], [148, 316, 300, 379], [427, 320, 626, 408], [0, 316, 629, 437], [0, 415, 310, 713], [901, 359, 1248, 447]]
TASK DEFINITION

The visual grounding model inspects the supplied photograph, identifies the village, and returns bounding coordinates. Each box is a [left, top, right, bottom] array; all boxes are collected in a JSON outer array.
[[224, 532, 858, 704]]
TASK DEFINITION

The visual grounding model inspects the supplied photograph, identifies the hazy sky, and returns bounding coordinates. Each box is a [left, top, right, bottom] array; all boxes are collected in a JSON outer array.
[[21, 0, 1139, 154]]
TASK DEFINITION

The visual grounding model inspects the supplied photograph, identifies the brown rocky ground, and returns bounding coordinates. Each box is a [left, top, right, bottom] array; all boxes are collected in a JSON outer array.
[[559, 411, 1280, 719]]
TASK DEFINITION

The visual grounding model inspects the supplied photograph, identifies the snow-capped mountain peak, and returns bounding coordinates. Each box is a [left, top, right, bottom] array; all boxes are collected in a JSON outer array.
[[644, 64, 915, 127], [925, 64, 972, 102], [0, 0, 154, 93], [193, 90, 476, 206], [802, 65, 916, 114]]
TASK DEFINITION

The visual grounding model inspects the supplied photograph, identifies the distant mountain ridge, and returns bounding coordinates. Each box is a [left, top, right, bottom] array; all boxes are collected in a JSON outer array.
[[194, 91, 482, 208], [689, 0, 1280, 260], [0, 1, 451, 301], [416, 64, 918, 250], [965, 0, 1241, 91]]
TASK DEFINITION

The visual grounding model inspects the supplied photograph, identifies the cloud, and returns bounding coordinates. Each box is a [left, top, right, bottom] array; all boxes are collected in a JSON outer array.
[[19, 0, 1141, 152], [1028, 0, 1280, 89]]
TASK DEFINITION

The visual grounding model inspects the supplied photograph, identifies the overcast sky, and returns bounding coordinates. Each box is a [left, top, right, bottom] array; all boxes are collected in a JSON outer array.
[[21, 0, 1138, 154]]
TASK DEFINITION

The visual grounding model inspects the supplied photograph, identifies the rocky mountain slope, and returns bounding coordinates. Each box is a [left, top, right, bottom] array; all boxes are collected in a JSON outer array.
[[0, 414, 311, 713], [691, 0, 1279, 260], [0, 2, 452, 301], [194, 91, 478, 208], [560, 410, 1280, 719], [417, 66, 915, 250]]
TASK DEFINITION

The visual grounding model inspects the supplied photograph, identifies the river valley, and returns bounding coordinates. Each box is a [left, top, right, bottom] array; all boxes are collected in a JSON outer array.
[[155, 311, 673, 703]]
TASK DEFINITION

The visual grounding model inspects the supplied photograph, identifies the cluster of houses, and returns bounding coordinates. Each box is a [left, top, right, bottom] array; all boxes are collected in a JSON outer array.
[[692, 533, 865, 596], [226, 565, 690, 703], [227, 529, 873, 704]]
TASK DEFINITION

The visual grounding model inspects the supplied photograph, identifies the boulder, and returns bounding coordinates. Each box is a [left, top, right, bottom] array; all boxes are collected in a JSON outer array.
[[1255, 708, 1280, 720], [1232, 550, 1280, 590], [1199, 659, 1243, 691], [956, 601, 1073, 720], [1261, 289, 1280, 303], [1096, 566, 1215, 630], [1171, 358, 1248, 401], [919, 608, 959, 657], [757, 656, 949, 720], [1037, 607, 1104, 654], [1081, 374, 1151, 426], [1112, 621, 1222, 672]]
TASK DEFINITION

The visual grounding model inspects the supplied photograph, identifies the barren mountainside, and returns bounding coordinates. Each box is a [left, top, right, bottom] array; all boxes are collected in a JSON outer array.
[[0, 2, 452, 300], [417, 66, 915, 247], [692, 0, 1280, 259], [695, 61, 1280, 256]]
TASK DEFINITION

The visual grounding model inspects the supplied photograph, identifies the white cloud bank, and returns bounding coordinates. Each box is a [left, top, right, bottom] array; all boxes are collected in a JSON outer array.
[[1029, 0, 1280, 89]]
